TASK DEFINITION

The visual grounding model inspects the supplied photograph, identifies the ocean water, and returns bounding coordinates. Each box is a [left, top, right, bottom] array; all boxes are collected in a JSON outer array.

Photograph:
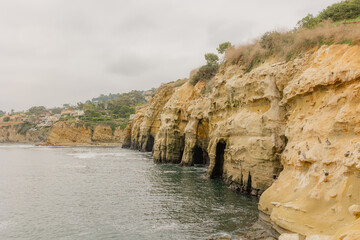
[[0, 145, 258, 239]]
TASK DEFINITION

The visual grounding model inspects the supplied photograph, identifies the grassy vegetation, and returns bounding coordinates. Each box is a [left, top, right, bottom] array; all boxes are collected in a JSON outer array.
[[298, 0, 360, 28], [225, 22, 360, 72], [335, 15, 360, 24], [223, 0, 360, 72]]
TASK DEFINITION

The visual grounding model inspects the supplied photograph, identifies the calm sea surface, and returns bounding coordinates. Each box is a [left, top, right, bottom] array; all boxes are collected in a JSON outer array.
[[0, 145, 258, 240]]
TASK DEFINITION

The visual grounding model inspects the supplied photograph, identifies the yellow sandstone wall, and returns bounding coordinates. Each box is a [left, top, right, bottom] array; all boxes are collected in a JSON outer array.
[[124, 45, 360, 239], [259, 45, 360, 239], [46, 122, 124, 146]]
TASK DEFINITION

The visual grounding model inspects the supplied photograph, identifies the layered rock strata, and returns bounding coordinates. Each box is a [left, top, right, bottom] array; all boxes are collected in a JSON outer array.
[[46, 121, 124, 146], [124, 44, 360, 238]]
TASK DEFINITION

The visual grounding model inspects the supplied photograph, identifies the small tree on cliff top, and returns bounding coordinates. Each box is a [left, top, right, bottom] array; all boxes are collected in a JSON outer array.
[[204, 53, 219, 65], [217, 42, 232, 54]]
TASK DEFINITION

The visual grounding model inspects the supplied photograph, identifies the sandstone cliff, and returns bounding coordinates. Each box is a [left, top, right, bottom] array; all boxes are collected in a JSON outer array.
[[46, 121, 124, 146], [123, 79, 187, 151], [0, 125, 50, 143], [258, 45, 360, 239], [123, 44, 360, 239]]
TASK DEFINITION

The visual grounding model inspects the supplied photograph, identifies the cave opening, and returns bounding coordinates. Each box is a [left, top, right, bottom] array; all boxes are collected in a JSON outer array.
[[145, 135, 154, 152], [212, 141, 226, 178], [193, 145, 206, 165]]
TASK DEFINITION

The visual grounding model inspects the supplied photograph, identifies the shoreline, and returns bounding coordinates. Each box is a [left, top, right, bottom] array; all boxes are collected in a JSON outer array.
[[0, 142, 123, 147]]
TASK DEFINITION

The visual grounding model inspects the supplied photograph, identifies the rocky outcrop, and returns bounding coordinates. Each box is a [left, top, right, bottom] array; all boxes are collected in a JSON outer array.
[[0, 125, 50, 143], [258, 45, 360, 238], [123, 79, 186, 152], [46, 121, 124, 146], [206, 63, 286, 193], [124, 44, 360, 239], [153, 81, 208, 163]]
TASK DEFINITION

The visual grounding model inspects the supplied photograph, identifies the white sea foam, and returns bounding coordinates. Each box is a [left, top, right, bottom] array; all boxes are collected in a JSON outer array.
[[68, 152, 99, 159], [0, 220, 13, 231], [0, 144, 34, 149], [152, 222, 179, 231]]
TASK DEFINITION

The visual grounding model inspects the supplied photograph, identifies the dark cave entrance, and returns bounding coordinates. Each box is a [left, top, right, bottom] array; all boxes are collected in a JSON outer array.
[[145, 135, 154, 152], [193, 145, 207, 165], [212, 141, 226, 178]]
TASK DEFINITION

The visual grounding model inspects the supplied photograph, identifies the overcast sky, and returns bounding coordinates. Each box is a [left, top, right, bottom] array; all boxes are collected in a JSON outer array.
[[0, 0, 339, 112]]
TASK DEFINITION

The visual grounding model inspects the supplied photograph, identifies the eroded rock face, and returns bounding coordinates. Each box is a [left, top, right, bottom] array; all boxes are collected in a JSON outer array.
[[46, 122, 124, 146], [127, 62, 287, 190], [259, 45, 360, 238], [206, 63, 286, 191], [124, 44, 360, 238], [0, 125, 50, 143], [153, 82, 207, 163], [123, 81, 181, 152]]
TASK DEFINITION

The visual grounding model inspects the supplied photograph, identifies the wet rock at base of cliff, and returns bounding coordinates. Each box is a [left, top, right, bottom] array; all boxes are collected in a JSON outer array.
[[242, 219, 279, 240]]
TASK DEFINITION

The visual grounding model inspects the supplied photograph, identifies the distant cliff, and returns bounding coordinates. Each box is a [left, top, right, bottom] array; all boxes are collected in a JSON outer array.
[[0, 124, 50, 143], [45, 121, 124, 146], [123, 45, 360, 239]]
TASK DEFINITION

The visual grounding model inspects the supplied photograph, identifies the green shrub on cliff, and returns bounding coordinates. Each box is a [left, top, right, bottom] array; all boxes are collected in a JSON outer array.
[[17, 122, 36, 135], [112, 105, 134, 118], [297, 14, 320, 29], [297, 0, 360, 28], [318, 0, 360, 22], [84, 109, 102, 118], [217, 42, 232, 54], [190, 64, 219, 85], [190, 53, 219, 86], [204, 53, 219, 65]]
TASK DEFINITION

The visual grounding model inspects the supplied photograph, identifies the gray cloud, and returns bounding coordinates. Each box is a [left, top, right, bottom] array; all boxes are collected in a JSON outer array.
[[0, 0, 339, 112], [107, 54, 153, 76]]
